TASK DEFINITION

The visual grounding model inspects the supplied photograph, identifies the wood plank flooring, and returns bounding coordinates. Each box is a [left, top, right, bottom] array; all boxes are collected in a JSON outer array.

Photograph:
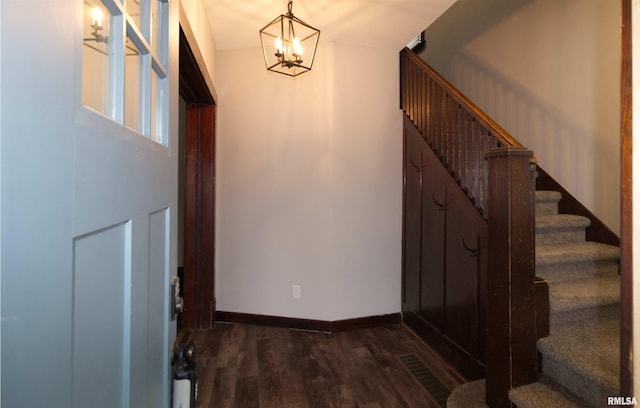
[[180, 323, 465, 408]]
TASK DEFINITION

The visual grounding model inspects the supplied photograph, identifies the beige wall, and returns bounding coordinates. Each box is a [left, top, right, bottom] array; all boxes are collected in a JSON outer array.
[[180, 0, 217, 86], [214, 41, 402, 320], [420, 0, 621, 234], [181, 0, 404, 321]]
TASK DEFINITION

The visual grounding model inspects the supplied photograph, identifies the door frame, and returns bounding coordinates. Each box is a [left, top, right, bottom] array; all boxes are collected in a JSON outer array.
[[620, 0, 632, 395], [178, 12, 217, 330]]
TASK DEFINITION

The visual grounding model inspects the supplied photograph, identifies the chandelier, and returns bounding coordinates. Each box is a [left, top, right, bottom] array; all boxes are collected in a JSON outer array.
[[259, 1, 320, 77]]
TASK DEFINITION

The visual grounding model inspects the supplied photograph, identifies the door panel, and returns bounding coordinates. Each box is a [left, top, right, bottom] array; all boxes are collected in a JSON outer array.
[[445, 199, 478, 356], [420, 166, 446, 330], [402, 128, 423, 314], [444, 174, 487, 359], [73, 222, 130, 408]]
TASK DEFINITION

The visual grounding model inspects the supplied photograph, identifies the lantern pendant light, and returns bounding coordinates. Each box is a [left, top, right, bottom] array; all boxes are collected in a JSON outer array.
[[259, 1, 320, 77]]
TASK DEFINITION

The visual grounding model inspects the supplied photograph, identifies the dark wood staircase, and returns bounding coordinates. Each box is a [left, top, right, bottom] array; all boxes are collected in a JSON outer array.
[[399, 47, 621, 407]]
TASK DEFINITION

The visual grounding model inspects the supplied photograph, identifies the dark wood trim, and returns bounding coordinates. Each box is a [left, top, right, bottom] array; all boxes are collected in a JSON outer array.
[[536, 166, 620, 247], [179, 23, 217, 331], [182, 102, 216, 330], [620, 0, 632, 395], [534, 278, 550, 340], [331, 313, 402, 332], [216, 311, 332, 332], [182, 105, 198, 329], [485, 148, 537, 408], [215, 311, 401, 333], [179, 29, 214, 104], [402, 312, 484, 381]]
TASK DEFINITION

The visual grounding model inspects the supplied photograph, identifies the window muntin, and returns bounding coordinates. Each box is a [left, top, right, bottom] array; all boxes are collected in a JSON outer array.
[[82, 0, 169, 146]]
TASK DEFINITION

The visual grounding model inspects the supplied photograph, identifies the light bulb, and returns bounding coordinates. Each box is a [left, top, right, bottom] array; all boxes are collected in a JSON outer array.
[[275, 37, 283, 54], [92, 7, 103, 28], [292, 37, 302, 55]]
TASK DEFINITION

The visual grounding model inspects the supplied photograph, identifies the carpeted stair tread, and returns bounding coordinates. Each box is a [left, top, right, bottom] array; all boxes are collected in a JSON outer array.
[[509, 376, 591, 408], [537, 319, 619, 406], [536, 214, 591, 230], [536, 242, 620, 282], [548, 275, 619, 315]]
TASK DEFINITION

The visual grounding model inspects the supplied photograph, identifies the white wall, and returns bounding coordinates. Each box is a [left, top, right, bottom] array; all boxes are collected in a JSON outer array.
[[180, 0, 217, 86], [420, 0, 621, 234], [215, 41, 402, 321]]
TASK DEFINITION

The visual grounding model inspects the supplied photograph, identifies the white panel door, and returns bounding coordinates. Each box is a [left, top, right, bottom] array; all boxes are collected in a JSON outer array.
[[1, 0, 179, 407]]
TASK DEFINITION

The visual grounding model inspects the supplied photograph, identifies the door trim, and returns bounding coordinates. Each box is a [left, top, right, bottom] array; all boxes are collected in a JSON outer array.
[[620, 0, 632, 395], [178, 12, 217, 330]]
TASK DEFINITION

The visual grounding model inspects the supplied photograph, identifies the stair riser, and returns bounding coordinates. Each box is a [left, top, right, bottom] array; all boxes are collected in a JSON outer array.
[[536, 229, 586, 245], [536, 202, 560, 216], [550, 304, 620, 331], [539, 351, 617, 407], [536, 260, 619, 283]]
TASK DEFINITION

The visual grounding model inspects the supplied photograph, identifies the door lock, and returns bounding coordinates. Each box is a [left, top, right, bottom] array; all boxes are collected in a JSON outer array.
[[171, 276, 184, 321]]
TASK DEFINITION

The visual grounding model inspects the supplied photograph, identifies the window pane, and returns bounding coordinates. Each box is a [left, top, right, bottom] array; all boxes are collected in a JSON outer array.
[[136, 0, 153, 43], [81, 0, 168, 145], [150, 69, 160, 142], [150, 0, 158, 54], [154, 1, 168, 64], [124, 36, 141, 132], [125, 0, 141, 31], [82, 1, 112, 115]]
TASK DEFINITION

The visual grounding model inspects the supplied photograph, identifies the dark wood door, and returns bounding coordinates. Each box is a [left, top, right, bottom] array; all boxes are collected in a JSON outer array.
[[419, 151, 446, 331], [445, 183, 487, 360]]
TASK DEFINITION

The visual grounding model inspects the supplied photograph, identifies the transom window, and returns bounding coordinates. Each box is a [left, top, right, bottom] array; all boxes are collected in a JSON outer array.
[[82, 0, 169, 145]]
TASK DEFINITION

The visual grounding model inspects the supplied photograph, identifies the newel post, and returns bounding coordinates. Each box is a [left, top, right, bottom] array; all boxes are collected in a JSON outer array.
[[485, 147, 538, 407]]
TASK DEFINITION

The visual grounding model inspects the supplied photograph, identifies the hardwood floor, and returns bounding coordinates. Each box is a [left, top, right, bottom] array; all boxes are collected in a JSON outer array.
[[180, 322, 465, 408]]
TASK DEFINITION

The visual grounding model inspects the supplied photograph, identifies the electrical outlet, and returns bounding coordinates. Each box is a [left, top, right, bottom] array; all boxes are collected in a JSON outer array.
[[292, 284, 301, 299]]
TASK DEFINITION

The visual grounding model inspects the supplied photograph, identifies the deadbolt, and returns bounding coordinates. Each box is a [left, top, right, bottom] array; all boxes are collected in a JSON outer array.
[[170, 276, 184, 321]]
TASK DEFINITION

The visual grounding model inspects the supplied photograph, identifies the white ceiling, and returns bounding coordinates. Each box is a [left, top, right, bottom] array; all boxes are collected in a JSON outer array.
[[203, 0, 456, 51]]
